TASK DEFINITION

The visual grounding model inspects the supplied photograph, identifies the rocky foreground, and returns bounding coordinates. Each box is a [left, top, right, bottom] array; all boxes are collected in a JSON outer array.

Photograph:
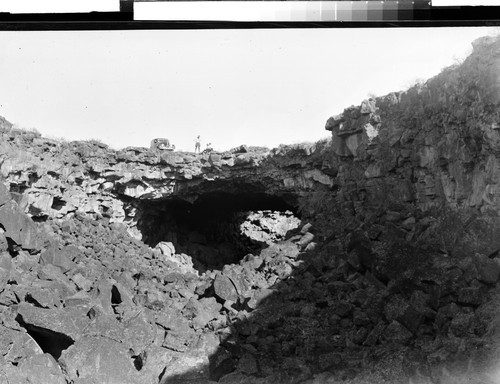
[[1, 35, 500, 383]]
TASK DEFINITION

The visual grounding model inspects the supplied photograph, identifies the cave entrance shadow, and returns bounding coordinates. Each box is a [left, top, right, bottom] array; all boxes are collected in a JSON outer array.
[[158, 219, 492, 384], [135, 192, 299, 272], [158, 219, 332, 384]]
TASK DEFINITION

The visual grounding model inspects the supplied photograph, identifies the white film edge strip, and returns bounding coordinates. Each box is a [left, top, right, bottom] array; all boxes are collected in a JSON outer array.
[[0, 0, 120, 13], [134, 2, 322, 22], [133, 1, 392, 22], [0, 0, 499, 20], [432, 0, 500, 5]]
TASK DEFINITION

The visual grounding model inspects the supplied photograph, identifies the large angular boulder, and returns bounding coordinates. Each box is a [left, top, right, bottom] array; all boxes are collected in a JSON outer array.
[[213, 274, 238, 302], [182, 296, 222, 330], [16, 303, 89, 341], [0, 252, 12, 291], [0, 200, 43, 250], [39, 244, 77, 273], [59, 336, 142, 384], [0, 325, 44, 364], [122, 310, 157, 352], [5, 353, 67, 384], [0, 181, 11, 206]]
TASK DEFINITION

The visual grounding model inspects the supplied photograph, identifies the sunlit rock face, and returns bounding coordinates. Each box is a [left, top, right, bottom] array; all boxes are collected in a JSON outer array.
[[326, 97, 381, 158], [325, 36, 500, 220]]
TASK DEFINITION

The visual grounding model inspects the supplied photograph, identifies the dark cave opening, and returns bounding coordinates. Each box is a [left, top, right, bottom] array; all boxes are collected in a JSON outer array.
[[136, 192, 300, 271], [15, 314, 75, 360]]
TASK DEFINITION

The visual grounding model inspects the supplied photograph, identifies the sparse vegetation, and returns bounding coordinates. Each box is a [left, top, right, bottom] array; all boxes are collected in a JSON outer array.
[[289, 135, 332, 148], [7, 124, 42, 138], [45, 135, 68, 144], [84, 138, 110, 149], [403, 77, 427, 92]]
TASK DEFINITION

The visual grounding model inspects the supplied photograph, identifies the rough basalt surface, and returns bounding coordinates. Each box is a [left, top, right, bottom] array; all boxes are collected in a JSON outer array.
[[0, 121, 334, 228], [1, 36, 500, 383]]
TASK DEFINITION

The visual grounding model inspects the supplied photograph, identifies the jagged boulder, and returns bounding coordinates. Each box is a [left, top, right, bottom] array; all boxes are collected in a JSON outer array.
[[0, 181, 11, 206], [39, 244, 77, 273], [4, 353, 67, 384], [16, 303, 88, 341], [0, 252, 12, 290], [0, 199, 43, 251], [59, 336, 143, 384]]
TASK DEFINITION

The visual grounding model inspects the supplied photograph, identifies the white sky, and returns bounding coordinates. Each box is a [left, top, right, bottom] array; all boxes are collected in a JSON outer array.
[[0, 27, 497, 152]]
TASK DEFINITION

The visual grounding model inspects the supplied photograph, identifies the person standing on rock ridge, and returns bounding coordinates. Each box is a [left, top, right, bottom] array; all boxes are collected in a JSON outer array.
[[195, 135, 201, 153]]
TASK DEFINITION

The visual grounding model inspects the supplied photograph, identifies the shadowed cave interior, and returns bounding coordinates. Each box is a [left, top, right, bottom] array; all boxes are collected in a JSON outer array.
[[136, 192, 300, 271]]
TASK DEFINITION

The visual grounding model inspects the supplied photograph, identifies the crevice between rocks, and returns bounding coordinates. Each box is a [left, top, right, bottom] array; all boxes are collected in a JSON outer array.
[[130, 350, 146, 371], [24, 294, 45, 308], [15, 314, 74, 360], [111, 284, 123, 317]]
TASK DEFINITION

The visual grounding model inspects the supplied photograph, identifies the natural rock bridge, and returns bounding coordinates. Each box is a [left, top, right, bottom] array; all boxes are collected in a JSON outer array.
[[2, 35, 500, 383]]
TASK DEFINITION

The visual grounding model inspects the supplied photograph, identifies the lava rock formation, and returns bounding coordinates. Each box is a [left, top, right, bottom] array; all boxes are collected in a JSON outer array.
[[1, 35, 500, 383]]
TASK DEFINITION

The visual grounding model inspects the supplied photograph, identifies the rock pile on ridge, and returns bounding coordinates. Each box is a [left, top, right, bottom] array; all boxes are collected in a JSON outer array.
[[0, 118, 334, 238]]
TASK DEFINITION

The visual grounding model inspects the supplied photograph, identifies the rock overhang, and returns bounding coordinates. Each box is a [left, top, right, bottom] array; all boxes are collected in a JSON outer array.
[[0, 128, 335, 229]]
